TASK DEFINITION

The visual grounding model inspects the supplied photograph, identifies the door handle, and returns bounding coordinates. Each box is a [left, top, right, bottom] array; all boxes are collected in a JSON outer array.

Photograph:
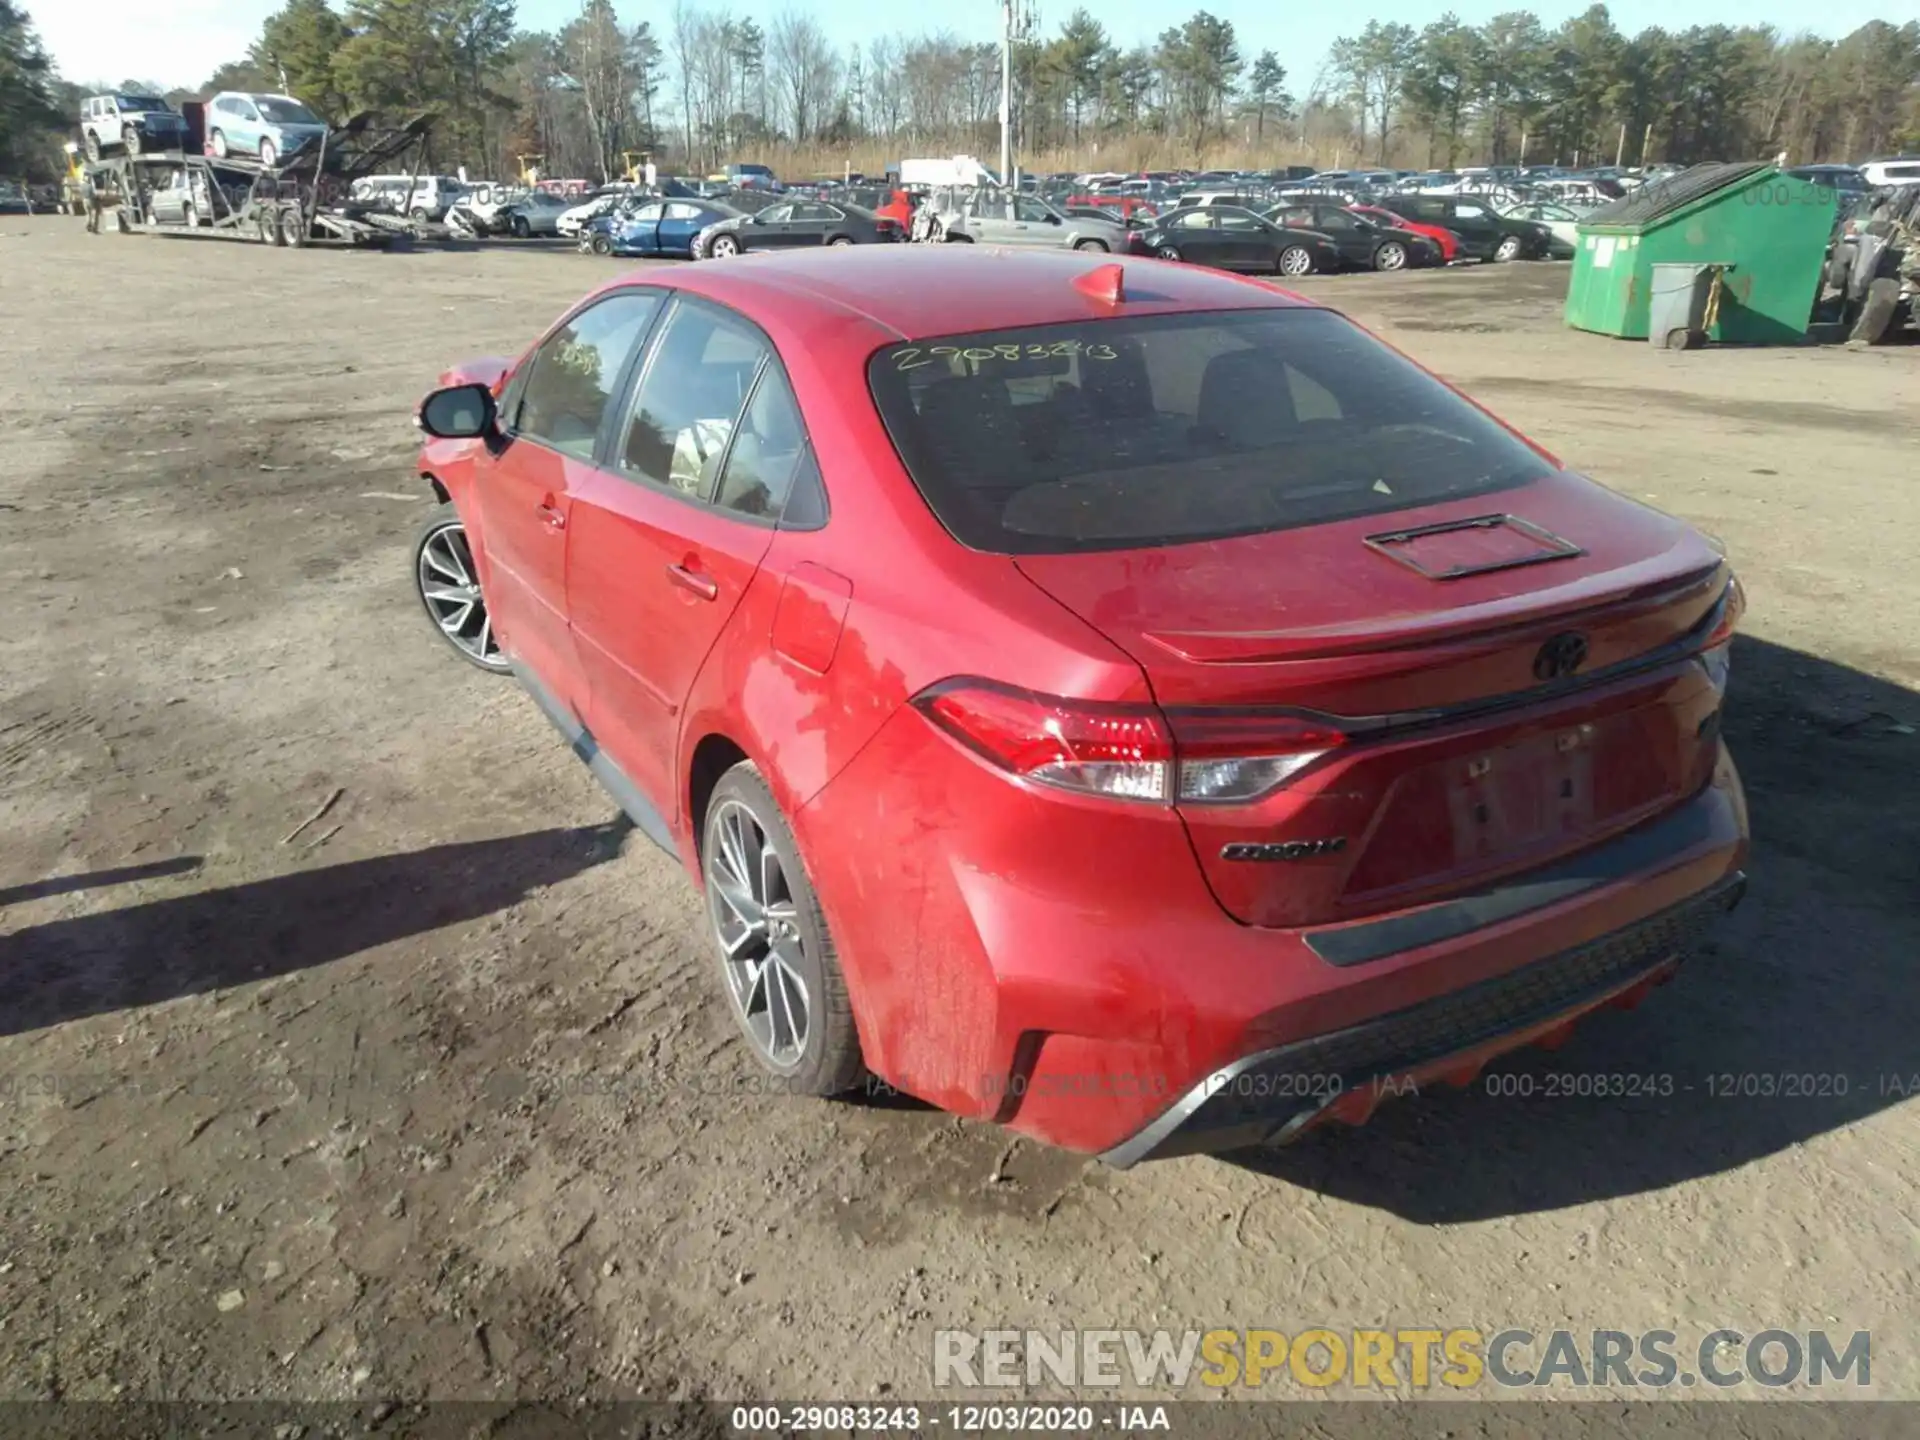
[[537, 501, 566, 531], [666, 563, 718, 601]]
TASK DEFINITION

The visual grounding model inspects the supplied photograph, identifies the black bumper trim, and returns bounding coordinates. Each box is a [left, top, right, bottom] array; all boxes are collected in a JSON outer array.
[[1100, 871, 1745, 1168], [1306, 799, 1720, 967]]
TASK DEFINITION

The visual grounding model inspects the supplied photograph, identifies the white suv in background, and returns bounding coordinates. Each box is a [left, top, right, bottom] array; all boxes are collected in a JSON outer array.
[[349, 174, 466, 219], [1860, 158, 1920, 188]]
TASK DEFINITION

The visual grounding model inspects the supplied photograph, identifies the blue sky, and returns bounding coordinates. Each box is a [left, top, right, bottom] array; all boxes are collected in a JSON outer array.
[[41, 0, 1901, 96]]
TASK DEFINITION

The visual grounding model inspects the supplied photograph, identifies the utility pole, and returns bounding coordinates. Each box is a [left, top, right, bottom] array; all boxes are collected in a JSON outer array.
[[1641, 122, 1653, 165], [999, 0, 1013, 185], [1615, 122, 1627, 168]]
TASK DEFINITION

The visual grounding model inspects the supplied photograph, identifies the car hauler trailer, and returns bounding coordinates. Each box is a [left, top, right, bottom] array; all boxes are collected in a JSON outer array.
[[91, 113, 446, 249]]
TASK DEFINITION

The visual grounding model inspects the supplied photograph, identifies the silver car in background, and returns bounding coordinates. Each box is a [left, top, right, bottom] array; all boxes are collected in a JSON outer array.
[[927, 190, 1131, 253]]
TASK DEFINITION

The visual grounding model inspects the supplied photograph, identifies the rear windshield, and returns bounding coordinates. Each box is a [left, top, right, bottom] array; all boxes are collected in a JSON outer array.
[[866, 307, 1551, 554]]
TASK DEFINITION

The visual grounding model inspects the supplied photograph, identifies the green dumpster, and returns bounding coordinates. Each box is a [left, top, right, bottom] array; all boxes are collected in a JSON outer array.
[[1563, 162, 1836, 344]]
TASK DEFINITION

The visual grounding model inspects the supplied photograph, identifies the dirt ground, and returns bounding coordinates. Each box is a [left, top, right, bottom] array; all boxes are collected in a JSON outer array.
[[1, 218, 1916, 1408]]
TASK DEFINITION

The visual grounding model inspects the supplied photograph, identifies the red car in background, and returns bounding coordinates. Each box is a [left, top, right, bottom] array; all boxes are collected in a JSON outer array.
[[1067, 193, 1159, 223], [411, 247, 1748, 1164], [1350, 203, 1461, 261]]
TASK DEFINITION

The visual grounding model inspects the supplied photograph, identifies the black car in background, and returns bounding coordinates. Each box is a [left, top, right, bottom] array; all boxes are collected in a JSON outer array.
[[1390, 194, 1553, 261], [696, 199, 899, 257], [1135, 205, 1340, 277], [1266, 201, 1441, 271]]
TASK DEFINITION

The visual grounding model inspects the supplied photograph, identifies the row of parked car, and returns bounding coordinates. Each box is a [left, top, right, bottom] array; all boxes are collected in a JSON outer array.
[[549, 178, 1574, 281]]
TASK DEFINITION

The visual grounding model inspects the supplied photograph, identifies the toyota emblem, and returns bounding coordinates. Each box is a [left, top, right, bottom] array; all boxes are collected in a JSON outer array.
[[1533, 632, 1590, 681]]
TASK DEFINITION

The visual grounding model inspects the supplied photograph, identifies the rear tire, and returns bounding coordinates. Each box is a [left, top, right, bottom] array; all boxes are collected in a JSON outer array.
[[281, 204, 306, 247], [827, 234, 854, 246], [210, 129, 229, 159], [85, 131, 102, 162], [701, 762, 866, 1097]]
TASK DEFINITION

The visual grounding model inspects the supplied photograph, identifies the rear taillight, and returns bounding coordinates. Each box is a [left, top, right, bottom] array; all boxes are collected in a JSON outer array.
[[913, 681, 1344, 804], [1698, 573, 1744, 693], [1165, 710, 1348, 802]]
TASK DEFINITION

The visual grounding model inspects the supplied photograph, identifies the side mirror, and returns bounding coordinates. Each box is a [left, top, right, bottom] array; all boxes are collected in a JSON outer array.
[[417, 383, 497, 440]]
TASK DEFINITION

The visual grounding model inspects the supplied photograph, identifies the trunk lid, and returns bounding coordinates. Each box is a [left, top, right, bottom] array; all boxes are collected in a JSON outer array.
[[1014, 475, 1732, 928]]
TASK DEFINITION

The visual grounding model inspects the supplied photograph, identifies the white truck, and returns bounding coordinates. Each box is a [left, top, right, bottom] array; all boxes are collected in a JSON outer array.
[[897, 155, 1002, 189]]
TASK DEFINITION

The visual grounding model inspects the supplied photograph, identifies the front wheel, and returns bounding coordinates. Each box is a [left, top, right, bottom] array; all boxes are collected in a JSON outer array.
[[1073, 237, 1110, 252], [1493, 234, 1523, 262], [510, 214, 531, 239], [122, 127, 143, 157], [589, 232, 613, 256], [210, 129, 229, 159], [709, 233, 740, 257], [258, 138, 279, 168], [1155, 244, 1182, 262], [1276, 245, 1314, 277], [1372, 240, 1408, 271], [702, 763, 866, 1095], [414, 504, 510, 673]]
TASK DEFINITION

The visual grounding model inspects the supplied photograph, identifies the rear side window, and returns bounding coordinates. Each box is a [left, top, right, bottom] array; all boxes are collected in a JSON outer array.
[[714, 367, 806, 518], [866, 308, 1551, 554]]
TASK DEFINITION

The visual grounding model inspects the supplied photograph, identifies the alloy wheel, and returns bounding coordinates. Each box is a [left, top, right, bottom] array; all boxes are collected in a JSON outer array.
[[416, 521, 506, 670], [1495, 235, 1522, 262], [1278, 245, 1313, 276], [711, 234, 739, 257], [1155, 244, 1181, 261], [1375, 241, 1407, 270], [706, 798, 811, 1070]]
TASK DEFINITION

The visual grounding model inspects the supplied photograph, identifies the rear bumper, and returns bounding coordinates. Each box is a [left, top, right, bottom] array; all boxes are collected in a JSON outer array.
[[798, 707, 1748, 1158], [1100, 871, 1745, 1167]]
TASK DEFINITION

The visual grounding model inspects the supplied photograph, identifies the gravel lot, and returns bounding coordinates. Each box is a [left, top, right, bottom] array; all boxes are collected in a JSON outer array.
[[1, 219, 1916, 1405]]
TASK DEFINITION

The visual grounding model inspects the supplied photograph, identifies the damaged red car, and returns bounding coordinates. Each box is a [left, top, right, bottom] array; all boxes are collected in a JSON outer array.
[[411, 246, 1748, 1165]]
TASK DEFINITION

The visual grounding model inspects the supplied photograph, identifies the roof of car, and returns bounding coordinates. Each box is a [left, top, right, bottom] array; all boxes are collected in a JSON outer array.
[[610, 245, 1315, 340]]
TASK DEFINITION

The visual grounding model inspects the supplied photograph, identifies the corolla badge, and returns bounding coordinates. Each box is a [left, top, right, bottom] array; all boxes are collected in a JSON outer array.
[[1221, 838, 1347, 862]]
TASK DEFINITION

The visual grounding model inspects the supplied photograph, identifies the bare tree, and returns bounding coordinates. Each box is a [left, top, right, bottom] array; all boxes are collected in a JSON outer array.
[[769, 11, 840, 143], [561, 0, 640, 181]]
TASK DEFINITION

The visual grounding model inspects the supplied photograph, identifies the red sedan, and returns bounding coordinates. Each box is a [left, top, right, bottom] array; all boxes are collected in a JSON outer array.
[[1350, 203, 1462, 261], [1067, 193, 1159, 223], [411, 247, 1748, 1164]]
